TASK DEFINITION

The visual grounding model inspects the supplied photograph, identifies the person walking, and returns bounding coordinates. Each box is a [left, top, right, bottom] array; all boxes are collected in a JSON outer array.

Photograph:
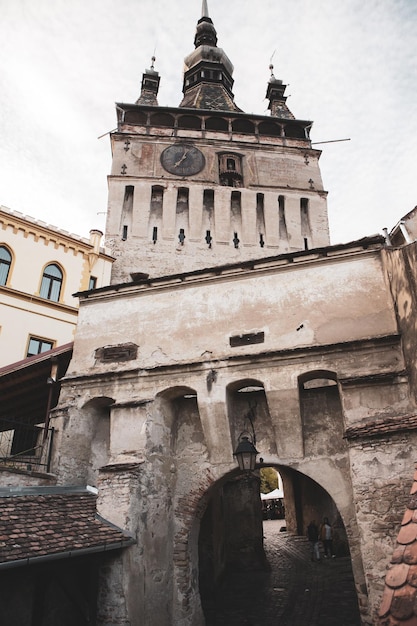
[[307, 520, 320, 562], [320, 517, 334, 558]]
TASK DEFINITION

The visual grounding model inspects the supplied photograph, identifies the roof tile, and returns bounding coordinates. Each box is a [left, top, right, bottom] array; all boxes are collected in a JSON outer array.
[[391, 586, 415, 620], [391, 545, 406, 564], [386, 564, 410, 589], [0, 491, 134, 567], [407, 565, 417, 588], [404, 544, 417, 565], [379, 586, 395, 618], [398, 524, 417, 546]]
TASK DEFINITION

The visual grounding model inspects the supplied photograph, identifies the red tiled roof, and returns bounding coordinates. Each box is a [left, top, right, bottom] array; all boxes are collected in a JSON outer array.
[[0, 489, 134, 568], [378, 466, 417, 625]]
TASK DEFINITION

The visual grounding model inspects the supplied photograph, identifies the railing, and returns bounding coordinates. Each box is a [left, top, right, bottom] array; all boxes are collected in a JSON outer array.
[[0, 419, 54, 473]]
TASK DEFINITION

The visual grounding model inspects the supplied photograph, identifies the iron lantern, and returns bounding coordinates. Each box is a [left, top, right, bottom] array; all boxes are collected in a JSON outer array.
[[233, 435, 258, 472]]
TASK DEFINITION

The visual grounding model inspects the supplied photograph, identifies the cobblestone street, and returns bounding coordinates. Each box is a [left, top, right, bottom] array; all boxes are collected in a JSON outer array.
[[204, 519, 361, 626]]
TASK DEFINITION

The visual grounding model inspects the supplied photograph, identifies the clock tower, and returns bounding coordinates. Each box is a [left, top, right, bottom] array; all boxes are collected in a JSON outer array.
[[105, 1, 330, 283]]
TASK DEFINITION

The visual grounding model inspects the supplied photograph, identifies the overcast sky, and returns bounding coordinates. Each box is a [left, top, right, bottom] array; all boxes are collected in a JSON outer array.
[[1, 0, 416, 245]]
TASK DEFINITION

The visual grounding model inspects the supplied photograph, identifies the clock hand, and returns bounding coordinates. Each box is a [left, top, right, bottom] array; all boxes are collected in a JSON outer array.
[[173, 150, 189, 167]]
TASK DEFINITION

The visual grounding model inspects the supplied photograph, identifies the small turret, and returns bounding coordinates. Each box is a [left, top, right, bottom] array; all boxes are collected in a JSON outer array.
[[266, 64, 295, 119], [136, 56, 160, 106]]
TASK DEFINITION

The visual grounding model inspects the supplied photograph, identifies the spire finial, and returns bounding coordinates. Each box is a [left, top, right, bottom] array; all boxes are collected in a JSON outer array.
[[202, 0, 209, 18], [151, 55, 156, 70]]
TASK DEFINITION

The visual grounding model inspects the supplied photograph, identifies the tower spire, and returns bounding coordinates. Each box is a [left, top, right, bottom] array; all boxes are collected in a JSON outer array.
[[194, 1, 217, 48], [179, 4, 240, 111]]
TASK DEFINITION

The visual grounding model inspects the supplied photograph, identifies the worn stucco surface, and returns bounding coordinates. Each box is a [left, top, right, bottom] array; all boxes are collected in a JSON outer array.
[[46, 242, 417, 625]]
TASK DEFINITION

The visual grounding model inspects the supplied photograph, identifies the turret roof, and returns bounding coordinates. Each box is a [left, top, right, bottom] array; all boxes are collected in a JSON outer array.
[[179, 1, 240, 111]]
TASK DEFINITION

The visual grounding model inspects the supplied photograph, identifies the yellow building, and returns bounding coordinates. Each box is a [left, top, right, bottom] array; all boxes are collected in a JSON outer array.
[[0, 205, 113, 367]]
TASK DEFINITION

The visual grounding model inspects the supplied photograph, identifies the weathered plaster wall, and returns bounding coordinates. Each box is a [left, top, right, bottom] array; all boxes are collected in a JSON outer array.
[[54, 358, 368, 623], [68, 249, 397, 376], [50, 244, 417, 625], [106, 127, 329, 281]]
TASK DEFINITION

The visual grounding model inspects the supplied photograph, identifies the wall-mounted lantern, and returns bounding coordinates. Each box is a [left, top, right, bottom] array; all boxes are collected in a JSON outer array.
[[233, 435, 258, 472]]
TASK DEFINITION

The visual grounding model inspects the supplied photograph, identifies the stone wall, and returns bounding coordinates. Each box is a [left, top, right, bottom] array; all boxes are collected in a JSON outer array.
[[106, 121, 329, 282], [49, 241, 417, 624]]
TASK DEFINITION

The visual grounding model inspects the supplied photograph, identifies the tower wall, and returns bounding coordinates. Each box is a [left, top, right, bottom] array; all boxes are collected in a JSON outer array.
[[105, 116, 330, 282]]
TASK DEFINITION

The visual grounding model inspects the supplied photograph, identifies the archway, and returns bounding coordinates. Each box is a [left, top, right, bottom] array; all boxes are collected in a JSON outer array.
[[197, 465, 360, 625]]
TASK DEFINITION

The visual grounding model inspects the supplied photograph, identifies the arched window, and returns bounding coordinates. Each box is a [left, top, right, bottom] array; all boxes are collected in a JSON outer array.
[[177, 115, 201, 130], [150, 112, 175, 128], [298, 371, 345, 457], [205, 117, 228, 132], [0, 246, 12, 286], [40, 263, 63, 301]]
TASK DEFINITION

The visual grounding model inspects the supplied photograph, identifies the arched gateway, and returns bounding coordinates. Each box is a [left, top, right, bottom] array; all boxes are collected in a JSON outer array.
[[197, 465, 358, 623], [53, 359, 374, 624]]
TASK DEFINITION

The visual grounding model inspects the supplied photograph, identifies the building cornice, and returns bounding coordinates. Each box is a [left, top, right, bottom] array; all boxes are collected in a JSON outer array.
[[0, 205, 113, 261], [59, 333, 401, 389], [115, 102, 313, 127]]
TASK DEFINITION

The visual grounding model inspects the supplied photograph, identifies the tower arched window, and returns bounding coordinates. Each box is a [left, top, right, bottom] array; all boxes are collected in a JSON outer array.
[[40, 263, 63, 302], [0, 246, 12, 286]]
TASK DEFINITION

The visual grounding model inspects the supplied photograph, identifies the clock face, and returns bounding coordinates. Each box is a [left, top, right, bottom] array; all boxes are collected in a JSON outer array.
[[161, 144, 205, 176]]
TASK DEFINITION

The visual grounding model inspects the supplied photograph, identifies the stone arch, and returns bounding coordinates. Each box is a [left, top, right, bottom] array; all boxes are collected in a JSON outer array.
[[172, 466, 220, 623], [226, 378, 277, 457], [298, 369, 346, 457], [52, 395, 113, 483], [180, 460, 365, 625], [276, 464, 349, 545], [80, 396, 113, 486], [154, 385, 201, 451]]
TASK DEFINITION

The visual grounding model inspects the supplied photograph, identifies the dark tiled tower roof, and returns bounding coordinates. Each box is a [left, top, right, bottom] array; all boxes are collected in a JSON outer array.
[[378, 464, 417, 625], [179, 0, 241, 111]]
